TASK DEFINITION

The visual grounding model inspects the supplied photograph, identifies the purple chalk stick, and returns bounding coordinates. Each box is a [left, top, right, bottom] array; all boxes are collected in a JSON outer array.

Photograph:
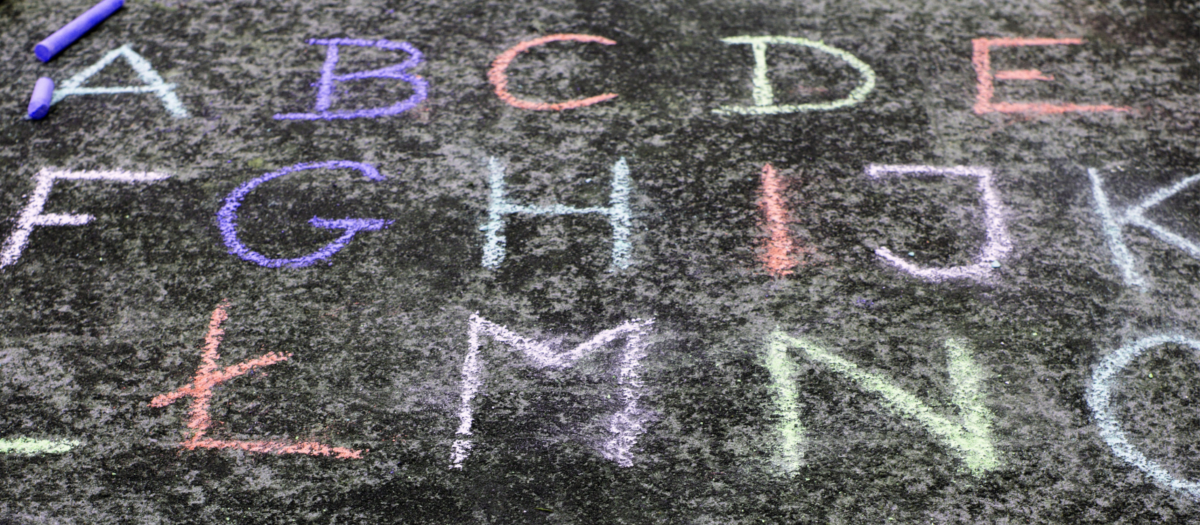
[[27, 78, 54, 120], [34, 0, 124, 62]]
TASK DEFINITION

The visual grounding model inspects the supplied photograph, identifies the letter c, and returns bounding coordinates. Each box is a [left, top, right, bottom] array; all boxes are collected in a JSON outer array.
[[217, 161, 393, 268], [488, 34, 618, 111]]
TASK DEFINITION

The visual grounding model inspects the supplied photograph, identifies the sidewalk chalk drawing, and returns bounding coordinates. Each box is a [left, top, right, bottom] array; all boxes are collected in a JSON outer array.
[[481, 157, 633, 270], [713, 36, 876, 116], [274, 39, 428, 121], [451, 314, 654, 468], [1087, 167, 1200, 291], [51, 44, 189, 118], [217, 161, 393, 268], [766, 331, 998, 475], [150, 302, 363, 459], [972, 38, 1129, 115], [0, 168, 172, 270], [0, 437, 79, 455], [1088, 335, 1200, 500], [757, 163, 813, 277], [488, 34, 619, 111], [865, 164, 1012, 282]]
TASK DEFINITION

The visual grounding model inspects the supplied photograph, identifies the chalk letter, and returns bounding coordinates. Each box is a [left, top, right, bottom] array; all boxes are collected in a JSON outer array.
[[866, 164, 1012, 282], [0, 168, 172, 270], [714, 36, 876, 116], [972, 38, 1129, 115], [481, 157, 633, 270], [217, 161, 393, 268], [51, 44, 189, 118], [452, 314, 654, 468], [274, 39, 428, 120], [768, 331, 998, 475], [1087, 167, 1200, 291], [150, 302, 363, 459], [757, 163, 816, 277], [489, 34, 618, 111], [1088, 335, 1200, 499], [0, 437, 79, 455]]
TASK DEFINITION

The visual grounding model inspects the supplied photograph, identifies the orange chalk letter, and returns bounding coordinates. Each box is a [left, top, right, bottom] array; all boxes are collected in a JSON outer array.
[[972, 37, 1129, 115], [488, 34, 618, 111], [758, 163, 812, 277], [150, 302, 363, 459]]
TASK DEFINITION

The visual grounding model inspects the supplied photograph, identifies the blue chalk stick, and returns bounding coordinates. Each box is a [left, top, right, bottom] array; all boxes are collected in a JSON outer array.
[[27, 78, 54, 120], [34, 0, 124, 62]]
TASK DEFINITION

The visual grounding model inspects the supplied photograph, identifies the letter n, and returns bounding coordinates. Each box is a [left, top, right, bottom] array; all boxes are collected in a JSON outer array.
[[766, 331, 998, 475], [451, 314, 654, 468], [51, 44, 189, 118]]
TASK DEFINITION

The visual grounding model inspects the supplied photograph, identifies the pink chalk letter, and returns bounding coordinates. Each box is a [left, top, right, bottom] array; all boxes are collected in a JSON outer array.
[[150, 302, 363, 459], [972, 38, 1129, 115]]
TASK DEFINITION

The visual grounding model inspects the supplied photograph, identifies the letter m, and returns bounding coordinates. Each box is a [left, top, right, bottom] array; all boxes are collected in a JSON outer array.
[[451, 315, 654, 468]]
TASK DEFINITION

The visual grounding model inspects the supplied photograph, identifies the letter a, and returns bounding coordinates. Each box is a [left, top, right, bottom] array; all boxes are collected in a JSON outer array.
[[274, 39, 428, 120], [714, 36, 876, 116], [52, 44, 189, 118]]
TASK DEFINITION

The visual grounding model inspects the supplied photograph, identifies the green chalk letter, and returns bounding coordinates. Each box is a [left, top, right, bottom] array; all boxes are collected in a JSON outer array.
[[714, 36, 876, 116], [0, 437, 79, 455], [764, 334, 806, 474], [766, 331, 998, 475]]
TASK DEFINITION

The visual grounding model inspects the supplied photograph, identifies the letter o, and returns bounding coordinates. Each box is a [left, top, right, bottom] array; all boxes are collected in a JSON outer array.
[[1088, 334, 1200, 500]]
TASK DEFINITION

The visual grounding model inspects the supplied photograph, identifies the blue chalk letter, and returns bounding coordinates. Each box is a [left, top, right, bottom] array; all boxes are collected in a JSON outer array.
[[51, 44, 189, 118], [217, 161, 393, 268], [481, 157, 633, 270], [274, 39, 429, 121]]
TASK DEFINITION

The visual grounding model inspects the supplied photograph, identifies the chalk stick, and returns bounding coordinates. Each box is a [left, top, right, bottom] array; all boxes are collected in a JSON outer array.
[[27, 77, 54, 120], [34, 0, 124, 62]]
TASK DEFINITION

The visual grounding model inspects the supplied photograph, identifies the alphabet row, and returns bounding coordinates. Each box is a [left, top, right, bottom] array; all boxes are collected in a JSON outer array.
[[37, 35, 1130, 121], [3, 302, 1196, 502], [2, 160, 1196, 294]]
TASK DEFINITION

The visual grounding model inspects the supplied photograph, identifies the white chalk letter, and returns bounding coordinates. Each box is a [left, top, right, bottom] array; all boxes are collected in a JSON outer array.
[[1088, 335, 1200, 500], [1086, 167, 1200, 291], [52, 44, 189, 118], [451, 314, 654, 468], [714, 36, 876, 116], [481, 157, 633, 270], [866, 164, 1013, 282], [0, 168, 172, 270]]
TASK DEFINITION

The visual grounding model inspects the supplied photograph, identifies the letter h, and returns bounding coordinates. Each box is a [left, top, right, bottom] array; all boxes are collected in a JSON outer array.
[[481, 157, 633, 270]]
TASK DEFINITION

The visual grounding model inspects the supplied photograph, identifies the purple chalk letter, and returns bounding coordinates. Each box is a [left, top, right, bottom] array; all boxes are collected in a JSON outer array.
[[217, 161, 393, 268], [34, 0, 124, 62], [28, 78, 55, 120], [274, 39, 428, 121]]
